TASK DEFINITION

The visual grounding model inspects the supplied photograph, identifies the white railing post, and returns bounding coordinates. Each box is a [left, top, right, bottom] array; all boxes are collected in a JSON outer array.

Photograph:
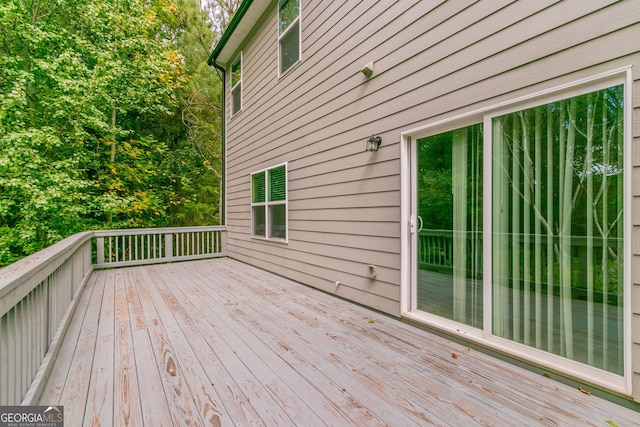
[[96, 237, 105, 265], [165, 233, 173, 260]]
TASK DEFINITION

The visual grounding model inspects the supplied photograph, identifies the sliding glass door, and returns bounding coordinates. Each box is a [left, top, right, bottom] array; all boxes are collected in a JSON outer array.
[[412, 81, 626, 377]]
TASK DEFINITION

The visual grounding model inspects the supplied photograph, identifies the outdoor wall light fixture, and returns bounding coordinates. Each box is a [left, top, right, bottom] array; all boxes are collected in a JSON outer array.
[[361, 61, 374, 77], [366, 136, 382, 152]]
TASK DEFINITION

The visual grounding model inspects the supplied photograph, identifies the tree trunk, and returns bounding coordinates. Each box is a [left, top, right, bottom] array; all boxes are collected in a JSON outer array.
[[110, 104, 117, 163], [560, 99, 576, 359]]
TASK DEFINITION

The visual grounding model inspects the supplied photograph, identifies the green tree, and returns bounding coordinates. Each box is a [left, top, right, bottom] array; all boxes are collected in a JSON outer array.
[[202, 0, 241, 41], [0, 0, 187, 265], [155, 0, 231, 226]]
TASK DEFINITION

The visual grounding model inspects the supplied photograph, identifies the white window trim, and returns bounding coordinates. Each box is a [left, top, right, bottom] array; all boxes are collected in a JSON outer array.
[[230, 52, 242, 116], [277, 0, 302, 77], [400, 67, 633, 396], [251, 162, 288, 243]]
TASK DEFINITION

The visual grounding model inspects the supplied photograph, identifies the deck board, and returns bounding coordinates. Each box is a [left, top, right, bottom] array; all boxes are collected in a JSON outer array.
[[160, 263, 334, 427], [114, 269, 144, 427], [84, 262, 116, 426], [56, 270, 105, 427], [39, 258, 639, 426], [133, 267, 205, 426]]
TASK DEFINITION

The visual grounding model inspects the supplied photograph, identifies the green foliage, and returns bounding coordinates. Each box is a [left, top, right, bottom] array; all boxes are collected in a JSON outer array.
[[0, 0, 227, 266], [0, 129, 89, 264], [162, 0, 224, 226]]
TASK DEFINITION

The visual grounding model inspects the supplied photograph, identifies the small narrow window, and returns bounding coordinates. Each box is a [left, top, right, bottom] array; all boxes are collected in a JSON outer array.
[[251, 164, 287, 240], [278, 0, 300, 74], [231, 54, 241, 115]]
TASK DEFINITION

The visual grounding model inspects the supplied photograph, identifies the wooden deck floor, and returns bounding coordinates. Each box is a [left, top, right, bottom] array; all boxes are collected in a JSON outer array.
[[38, 258, 638, 426]]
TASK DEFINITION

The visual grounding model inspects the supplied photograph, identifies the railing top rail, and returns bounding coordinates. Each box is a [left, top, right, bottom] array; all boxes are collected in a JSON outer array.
[[93, 225, 226, 237], [1, 226, 228, 298], [0, 231, 94, 300]]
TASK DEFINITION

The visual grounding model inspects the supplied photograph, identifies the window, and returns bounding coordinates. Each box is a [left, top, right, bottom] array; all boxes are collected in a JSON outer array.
[[231, 54, 241, 115], [252, 164, 287, 240], [278, 0, 300, 74], [411, 79, 627, 379]]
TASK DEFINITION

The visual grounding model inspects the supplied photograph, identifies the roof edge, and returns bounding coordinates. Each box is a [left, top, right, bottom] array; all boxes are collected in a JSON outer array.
[[207, 0, 254, 66]]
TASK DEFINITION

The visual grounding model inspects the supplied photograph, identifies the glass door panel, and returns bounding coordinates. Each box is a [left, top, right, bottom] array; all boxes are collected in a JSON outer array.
[[416, 124, 483, 328], [491, 85, 625, 374]]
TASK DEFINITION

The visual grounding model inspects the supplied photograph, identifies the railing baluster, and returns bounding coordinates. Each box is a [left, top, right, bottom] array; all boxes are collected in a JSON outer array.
[[25, 298, 31, 401], [5, 308, 12, 403], [17, 300, 24, 401], [0, 313, 7, 405]]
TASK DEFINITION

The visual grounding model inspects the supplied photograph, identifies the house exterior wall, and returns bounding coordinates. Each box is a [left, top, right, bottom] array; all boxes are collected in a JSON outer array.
[[218, 0, 640, 401]]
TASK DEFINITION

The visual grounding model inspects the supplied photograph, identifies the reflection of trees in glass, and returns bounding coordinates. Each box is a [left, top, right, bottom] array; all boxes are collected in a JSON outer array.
[[418, 133, 453, 230], [279, 0, 300, 34], [417, 124, 483, 327], [492, 84, 624, 374], [418, 126, 483, 233], [278, 0, 300, 73], [231, 56, 241, 87]]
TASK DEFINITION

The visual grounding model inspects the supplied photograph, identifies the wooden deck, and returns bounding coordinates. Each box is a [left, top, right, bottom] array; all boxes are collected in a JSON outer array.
[[37, 258, 638, 426]]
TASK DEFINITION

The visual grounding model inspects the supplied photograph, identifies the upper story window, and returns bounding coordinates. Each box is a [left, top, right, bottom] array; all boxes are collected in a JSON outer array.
[[231, 53, 242, 115], [278, 0, 300, 74], [251, 163, 288, 241]]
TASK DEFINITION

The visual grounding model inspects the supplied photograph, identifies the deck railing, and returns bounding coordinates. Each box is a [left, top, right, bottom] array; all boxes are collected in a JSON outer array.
[[94, 226, 226, 268], [0, 226, 226, 405], [0, 232, 93, 406]]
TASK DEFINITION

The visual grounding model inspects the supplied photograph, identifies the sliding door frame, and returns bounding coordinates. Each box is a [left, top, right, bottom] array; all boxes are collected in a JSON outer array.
[[400, 67, 632, 396]]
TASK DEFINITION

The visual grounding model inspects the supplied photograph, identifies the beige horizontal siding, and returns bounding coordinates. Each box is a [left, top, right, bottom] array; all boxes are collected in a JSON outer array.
[[222, 0, 640, 399], [635, 52, 640, 402], [225, 239, 401, 314]]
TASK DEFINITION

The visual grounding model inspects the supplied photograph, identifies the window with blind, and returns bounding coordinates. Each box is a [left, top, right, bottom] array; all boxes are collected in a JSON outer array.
[[278, 0, 300, 74], [251, 164, 287, 241]]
